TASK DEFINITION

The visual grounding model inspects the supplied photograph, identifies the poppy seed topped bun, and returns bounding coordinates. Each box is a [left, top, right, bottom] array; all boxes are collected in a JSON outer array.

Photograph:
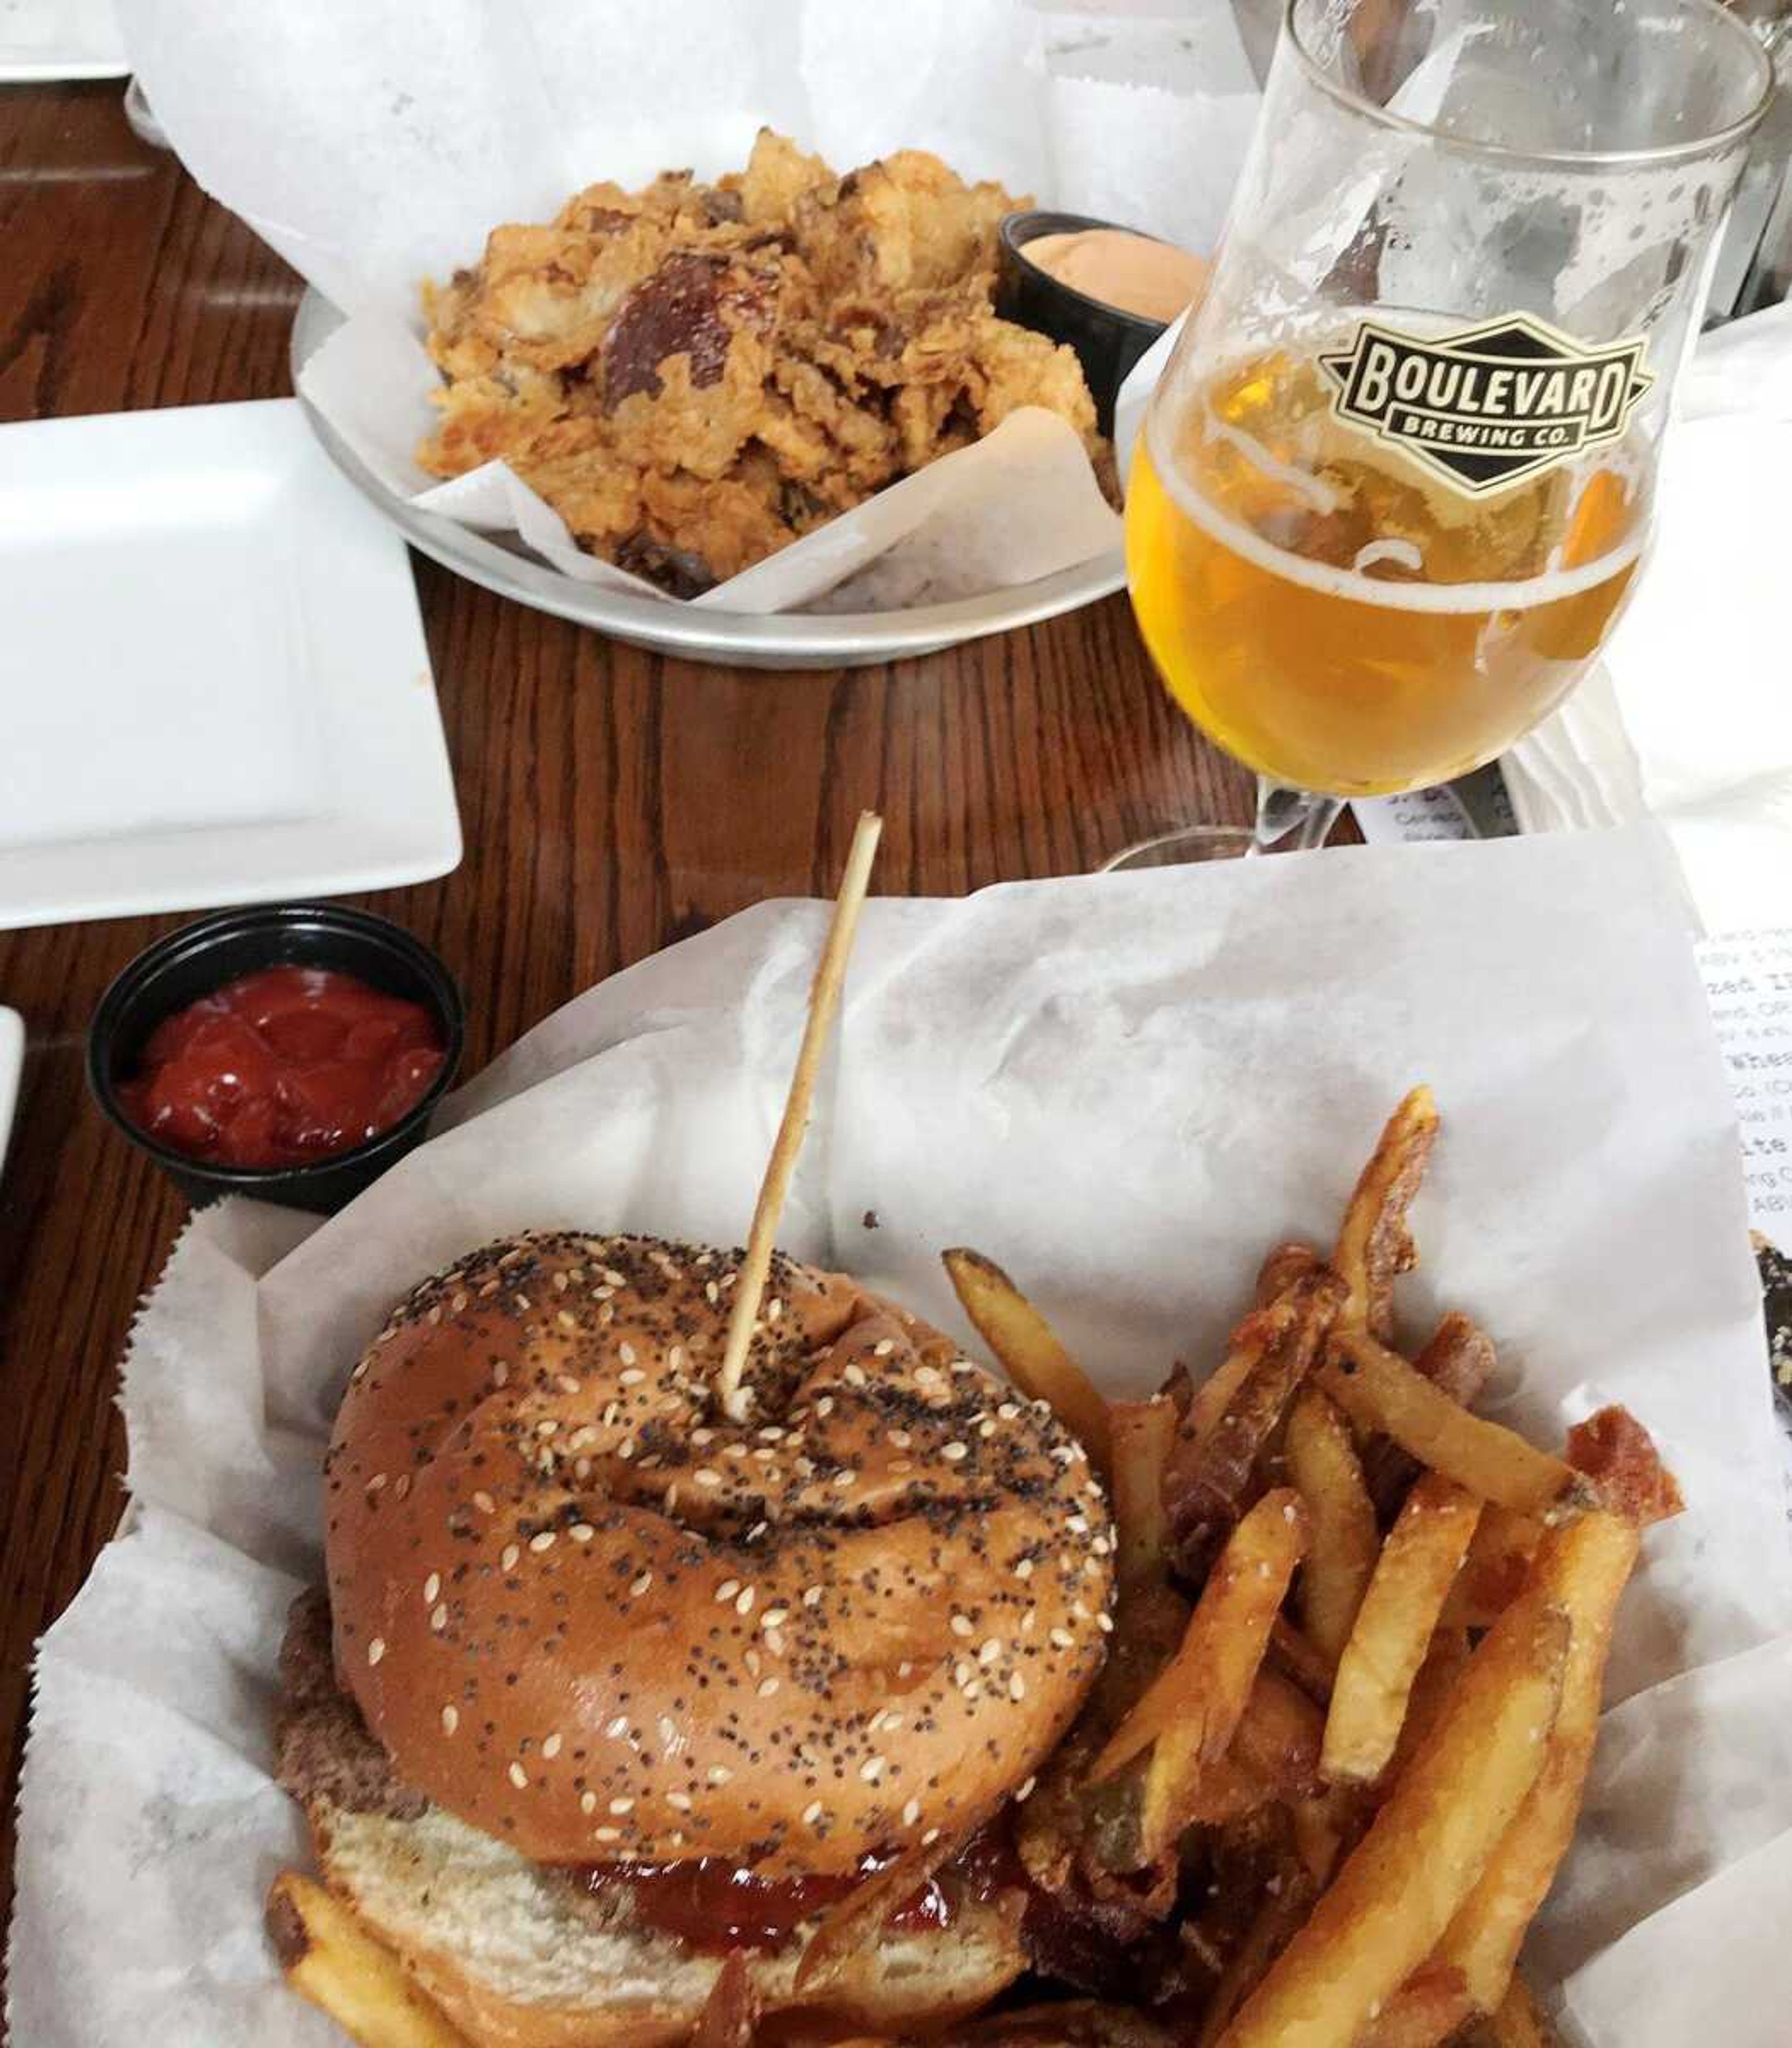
[[323, 1231, 1116, 1878]]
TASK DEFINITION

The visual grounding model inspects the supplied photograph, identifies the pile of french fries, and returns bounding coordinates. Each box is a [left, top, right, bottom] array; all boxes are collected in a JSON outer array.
[[945, 1085, 1680, 2048], [276, 1087, 1674, 2048]]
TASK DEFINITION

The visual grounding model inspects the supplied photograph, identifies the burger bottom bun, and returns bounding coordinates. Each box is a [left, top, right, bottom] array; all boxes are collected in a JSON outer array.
[[296, 1792, 1027, 2048]]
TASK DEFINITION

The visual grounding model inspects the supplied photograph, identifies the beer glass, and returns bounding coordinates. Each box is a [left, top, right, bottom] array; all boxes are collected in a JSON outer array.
[[1122, 0, 1773, 856]]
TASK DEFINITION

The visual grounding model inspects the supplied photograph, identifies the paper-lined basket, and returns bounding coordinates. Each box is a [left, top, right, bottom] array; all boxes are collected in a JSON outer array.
[[9, 829, 1792, 2046]]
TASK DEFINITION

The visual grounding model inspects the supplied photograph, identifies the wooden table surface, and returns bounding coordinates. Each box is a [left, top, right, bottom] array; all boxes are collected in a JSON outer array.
[[0, 81, 1262, 2000]]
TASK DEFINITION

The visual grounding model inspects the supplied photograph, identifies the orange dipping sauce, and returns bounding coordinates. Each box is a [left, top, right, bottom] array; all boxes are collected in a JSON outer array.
[[1022, 228, 1209, 324]]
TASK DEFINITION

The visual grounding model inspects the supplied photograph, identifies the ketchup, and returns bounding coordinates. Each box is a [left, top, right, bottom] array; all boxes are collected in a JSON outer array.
[[118, 965, 445, 1170], [574, 1818, 1024, 1956], [579, 1857, 893, 1954]]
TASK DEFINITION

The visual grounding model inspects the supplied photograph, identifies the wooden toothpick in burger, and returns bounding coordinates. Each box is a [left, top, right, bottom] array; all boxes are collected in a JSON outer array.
[[715, 808, 883, 1425]]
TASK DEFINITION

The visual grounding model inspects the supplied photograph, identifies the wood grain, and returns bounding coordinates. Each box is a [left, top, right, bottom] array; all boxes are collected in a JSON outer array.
[[0, 79, 1260, 2003]]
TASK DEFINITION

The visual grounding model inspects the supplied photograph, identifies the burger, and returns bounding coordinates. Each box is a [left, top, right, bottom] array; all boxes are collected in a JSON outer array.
[[271, 1229, 1116, 2045]]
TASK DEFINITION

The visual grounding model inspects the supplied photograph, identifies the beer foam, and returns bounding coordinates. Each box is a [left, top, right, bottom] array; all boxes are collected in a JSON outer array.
[[1145, 410, 1648, 618]]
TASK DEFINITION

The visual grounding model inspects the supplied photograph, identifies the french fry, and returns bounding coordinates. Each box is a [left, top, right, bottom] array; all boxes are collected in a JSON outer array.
[[1215, 1601, 1570, 2048], [1322, 1473, 1482, 1785], [1363, 1311, 1498, 1513], [1437, 1510, 1642, 2014], [1232, 1667, 1325, 1801], [1284, 1390, 1380, 1665], [266, 1872, 472, 2048], [1161, 1359, 1197, 1416], [1386, 1622, 1471, 1783], [1288, 1781, 1363, 1890], [959, 2000, 1185, 2048], [1320, 1332, 1577, 1517], [1255, 1241, 1323, 1308], [1442, 1409, 1671, 1625], [1354, 1962, 1474, 2048], [1565, 1404, 1685, 1525], [1138, 1556, 1309, 1857], [1482, 1973, 1562, 2048], [692, 1952, 759, 2048], [1182, 1345, 1260, 1449], [1178, 1750, 1277, 1827], [1095, 1489, 1309, 1786], [1267, 1615, 1335, 1704], [1442, 1506, 1541, 1630], [1193, 1244, 1328, 1451], [1141, 1747, 1251, 1872], [1195, 1865, 1318, 2048], [943, 1247, 1113, 1477], [1111, 1395, 1178, 1587], [1332, 1086, 1439, 1340], [1166, 1272, 1345, 1571], [1099, 1499, 1309, 1866], [1412, 1309, 1498, 1408]]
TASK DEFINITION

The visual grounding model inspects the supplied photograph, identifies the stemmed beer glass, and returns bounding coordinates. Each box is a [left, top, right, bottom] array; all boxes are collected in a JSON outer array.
[[1120, 0, 1774, 859]]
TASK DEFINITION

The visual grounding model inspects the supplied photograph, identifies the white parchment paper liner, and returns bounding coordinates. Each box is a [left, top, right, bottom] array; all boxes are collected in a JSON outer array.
[[117, 0, 1261, 615], [12, 828, 1792, 2045]]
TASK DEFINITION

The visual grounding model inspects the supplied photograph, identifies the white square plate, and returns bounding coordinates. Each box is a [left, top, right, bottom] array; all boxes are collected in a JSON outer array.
[[0, 400, 461, 929], [0, 0, 126, 80], [0, 1007, 20, 1177]]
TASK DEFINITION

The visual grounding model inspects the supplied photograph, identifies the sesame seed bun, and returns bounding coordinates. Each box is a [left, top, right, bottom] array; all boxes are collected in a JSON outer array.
[[324, 1232, 1115, 1878]]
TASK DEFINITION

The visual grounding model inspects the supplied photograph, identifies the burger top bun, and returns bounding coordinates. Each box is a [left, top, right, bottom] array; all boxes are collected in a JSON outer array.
[[324, 1232, 1115, 1878]]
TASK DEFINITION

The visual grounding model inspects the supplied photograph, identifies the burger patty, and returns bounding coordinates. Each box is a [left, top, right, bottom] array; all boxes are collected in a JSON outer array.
[[277, 1589, 430, 1823]]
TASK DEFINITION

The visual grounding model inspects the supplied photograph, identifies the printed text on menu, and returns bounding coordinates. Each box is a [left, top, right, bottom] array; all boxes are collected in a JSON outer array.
[[1698, 930, 1792, 1230]]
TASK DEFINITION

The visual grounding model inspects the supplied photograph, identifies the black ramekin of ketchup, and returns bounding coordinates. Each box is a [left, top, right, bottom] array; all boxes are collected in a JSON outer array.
[[87, 904, 465, 1214]]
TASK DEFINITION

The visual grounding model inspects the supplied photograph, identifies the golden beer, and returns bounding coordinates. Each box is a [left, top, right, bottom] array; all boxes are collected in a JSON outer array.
[[1125, 350, 1647, 796]]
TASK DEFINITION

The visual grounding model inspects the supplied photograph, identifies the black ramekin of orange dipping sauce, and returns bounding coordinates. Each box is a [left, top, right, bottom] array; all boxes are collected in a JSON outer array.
[[996, 208, 1194, 436], [87, 904, 465, 1214]]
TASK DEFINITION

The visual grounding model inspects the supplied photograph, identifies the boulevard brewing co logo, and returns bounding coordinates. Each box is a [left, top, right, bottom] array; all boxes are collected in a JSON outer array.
[[1320, 314, 1652, 496]]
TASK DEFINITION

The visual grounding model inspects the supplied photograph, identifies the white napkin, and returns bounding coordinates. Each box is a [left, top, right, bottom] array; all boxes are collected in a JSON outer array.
[[117, 0, 1256, 615], [9, 828, 1792, 2048], [1505, 301, 1792, 933]]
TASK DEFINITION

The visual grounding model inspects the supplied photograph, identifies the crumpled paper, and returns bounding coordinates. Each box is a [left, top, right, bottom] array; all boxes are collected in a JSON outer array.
[[116, 0, 1258, 615], [9, 827, 1792, 2047]]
